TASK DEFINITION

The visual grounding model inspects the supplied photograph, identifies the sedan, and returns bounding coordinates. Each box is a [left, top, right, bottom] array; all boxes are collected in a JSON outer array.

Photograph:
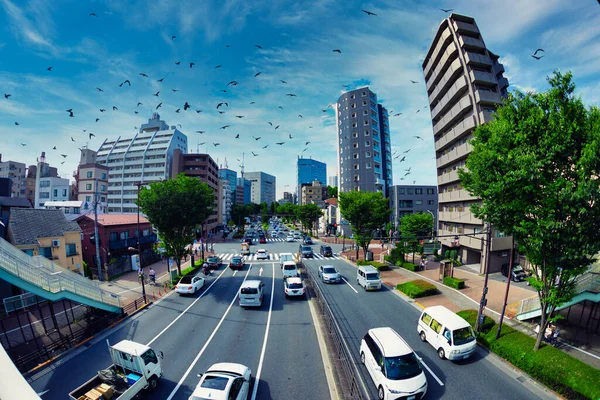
[[284, 277, 305, 298], [229, 256, 245, 270], [303, 237, 313, 245], [189, 362, 251, 400], [206, 256, 222, 270], [256, 249, 269, 260], [259, 237, 267, 244], [176, 275, 205, 295], [318, 265, 341, 283], [286, 235, 295, 242]]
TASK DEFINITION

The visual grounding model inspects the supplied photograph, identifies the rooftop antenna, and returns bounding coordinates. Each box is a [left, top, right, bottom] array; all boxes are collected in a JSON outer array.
[[224, 157, 228, 169], [240, 152, 245, 179]]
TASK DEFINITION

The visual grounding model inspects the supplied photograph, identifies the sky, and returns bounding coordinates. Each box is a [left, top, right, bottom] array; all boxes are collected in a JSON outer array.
[[1, 0, 599, 199]]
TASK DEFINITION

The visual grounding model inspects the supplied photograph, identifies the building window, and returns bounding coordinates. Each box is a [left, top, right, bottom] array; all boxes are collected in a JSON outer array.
[[407, 188, 414, 195], [366, 162, 372, 169], [415, 188, 423, 195], [364, 120, 369, 126], [353, 132, 358, 138], [350, 94, 355, 99], [353, 153, 359, 159], [365, 130, 370, 136], [101, 173, 107, 179], [351, 112, 356, 118], [86, 184, 92, 190], [62, 189, 67, 197], [40, 247, 52, 258], [101, 185, 107, 191], [87, 171, 93, 178], [495, 231, 507, 238], [415, 200, 423, 205], [427, 200, 435, 205], [352, 122, 357, 128], [86, 195, 91, 202], [398, 188, 405, 194], [100, 197, 106, 202], [365, 151, 371, 157], [362, 91, 367, 96], [74, 207, 81, 214], [427, 188, 434, 195], [66, 243, 77, 257], [353, 143, 359, 148], [354, 175, 360, 181], [53, 189, 58, 197], [353, 164, 359, 170], [363, 110, 368, 115], [365, 141, 370, 147]]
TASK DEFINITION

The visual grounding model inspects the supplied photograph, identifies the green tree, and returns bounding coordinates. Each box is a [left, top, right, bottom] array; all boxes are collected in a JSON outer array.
[[458, 71, 600, 350], [231, 204, 253, 226], [399, 212, 433, 263], [296, 203, 323, 236], [327, 185, 338, 199], [269, 201, 276, 215], [137, 173, 215, 275], [339, 191, 390, 260]]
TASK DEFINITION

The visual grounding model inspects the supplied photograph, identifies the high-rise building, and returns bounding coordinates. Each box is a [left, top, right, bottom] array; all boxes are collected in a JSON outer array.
[[328, 175, 338, 188], [219, 177, 232, 225], [237, 177, 251, 204], [245, 171, 276, 205], [0, 155, 26, 198], [73, 148, 109, 214], [96, 113, 188, 213], [422, 13, 511, 273], [335, 87, 393, 197], [218, 168, 237, 221], [283, 192, 293, 203], [297, 156, 326, 204], [389, 185, 438, 232]]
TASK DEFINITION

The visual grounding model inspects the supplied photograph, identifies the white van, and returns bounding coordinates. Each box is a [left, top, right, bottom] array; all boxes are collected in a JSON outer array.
[[417, 305, 477, 360], [282, 261, 299, 280], [239, 280, 264, 308], [357, 265, 382, 291]]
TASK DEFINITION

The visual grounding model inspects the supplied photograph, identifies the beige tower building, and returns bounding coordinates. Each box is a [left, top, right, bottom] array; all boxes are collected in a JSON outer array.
[[422, 13, 512, 273]]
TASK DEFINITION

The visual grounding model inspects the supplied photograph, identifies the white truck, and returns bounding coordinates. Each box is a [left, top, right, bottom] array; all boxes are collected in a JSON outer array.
[[69, 340, 164, 400], [279, 252, 300, 269]]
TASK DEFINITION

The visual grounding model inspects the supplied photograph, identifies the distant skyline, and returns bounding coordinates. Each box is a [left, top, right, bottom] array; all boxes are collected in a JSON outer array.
[[1, 0, 599, 199]]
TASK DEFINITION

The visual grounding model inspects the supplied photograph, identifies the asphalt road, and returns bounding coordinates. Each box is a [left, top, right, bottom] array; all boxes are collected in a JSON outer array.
[[302, 254, 547, 400], [29, 232, 329, 400]]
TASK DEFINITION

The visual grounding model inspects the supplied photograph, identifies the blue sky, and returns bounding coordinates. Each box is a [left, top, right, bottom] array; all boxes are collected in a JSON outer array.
[[1, 0, 599, 199]]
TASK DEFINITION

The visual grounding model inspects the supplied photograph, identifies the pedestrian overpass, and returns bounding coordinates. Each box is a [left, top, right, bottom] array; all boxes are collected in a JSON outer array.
[[0, 237, 121, 313]]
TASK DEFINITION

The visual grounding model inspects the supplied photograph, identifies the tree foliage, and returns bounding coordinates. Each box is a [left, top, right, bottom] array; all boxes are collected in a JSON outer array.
[[327, 185, 338, 199], [137, 173, 215, 275], [339, 191, 390, 259], [400, 212, 434, 263], [296, 203, 323, 236], [458, 71, 600, 350]]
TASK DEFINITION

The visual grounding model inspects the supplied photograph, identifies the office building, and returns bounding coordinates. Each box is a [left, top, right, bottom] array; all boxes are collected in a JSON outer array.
[[73, 148, 109, 214], [301, 180, 328, 205], [297, 156, 326, 204], [219, 178, 232, 225], [283, 192, 293, 203], [335, 87, 393, 197], [328, 175, 338, 188], [422, 13, 511, 273], [218, 168, 237, 221], [0, 155, 26, 198], [237, 177, 251, 204], [245, 171, 276, 205], [389, 185, 438, 231], [174, 151, 220, 233], [96, 113, 188, 213]]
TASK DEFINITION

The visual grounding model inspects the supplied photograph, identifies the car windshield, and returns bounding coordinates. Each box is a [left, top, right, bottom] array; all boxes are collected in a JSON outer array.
[[179, 276, 193, 284], [288, 282, 303, 289], [231, 258, 242, 263], [384, 353, 422, 380], [284, 265, 296, 271], [323, 247, 332, 252], [302, 246, 311, 251], [513, 265, 524, 273], [366, 273, 379, 280], [452, 327, 475, 345], [323, 267, 337, 274], [208, 257, 218, 263], [241, 287, 258, 294], [258, 251, 266, 254], [200, 375, 229, 390]]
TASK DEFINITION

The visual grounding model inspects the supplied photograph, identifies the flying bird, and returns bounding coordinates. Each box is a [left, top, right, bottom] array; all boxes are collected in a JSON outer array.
[[213, 143, 220, 147], [156, 102, 162, 109], [89, 133, 95, 139], [533, 48, 545, 56], [137, 102, 143, 107], [218, 111, 225, 114], [410, 80, 418, 84], [255, 45, 263, 49], [276, 142, 285, 145], [440, 8, 454, 13], [172, 89, 179, 92], [119, 79, 131, 87], [227, 81, 239, 86], [254, 72, 262, 77], [333, 49, 342, 53], [268, 122, 273, 126], [196, 130, 205, 134], [96, 87, 103, 92], [286, 93, 297, 97], [362, 9, 377, 15], [61, 154, 67, 158], [175, 109, 181, 113], [249, 101, 255, 104], [413, 136, 424, 141], [199, 142, 206, 145], [274, 125, 280, 130], [393, 113, 402, 117], [89, 13, 97, 16], [280, 80, 287, 84], [253, 136, 261, 140], [216, 102, 228, 109], [157, 78, 164, 82], [298, 114, 303, 118], [154, 91, 160, 96], [3, 94, 10, 98], [61, 161, 65, 165], [183, 102, 191, 111], [68, 110, 74, 117], [403, 149, 411, 153], [196, 109, 202, 113], [171, 35, 176, 40], [531, 54, 544, 60], [235, 115, 244, 118], [178, 124, 182, 128], [235, 134, 240, 138], [215, 65, 222, 69], [305, 141, 311, 146], [416, 109, 420, 113], [15, 121, 20, 126], [252, 151, 258, 156], [20, 143, 26, 146], [175, 61, 181, 65], [302, 148, 308, 153], [190, 62, 195, 68], [71, 137, 75, 142], [47, 66, 53, 71], [220, 90, 227, 93], [95, 118, 100, 122], [220, 125, 230, 129], [134, 111, 139, 114], [113, 106, 118, 111], [278, 106, 283, 110], [53, 146, 56, 150], [139, 73, 148, 77], [289, 134, 293, 139]]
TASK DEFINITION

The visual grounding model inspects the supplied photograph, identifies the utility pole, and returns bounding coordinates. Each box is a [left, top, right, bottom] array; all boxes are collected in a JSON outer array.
[[93, 179, 102, 281], [136, 181, 146, 303], [497, 236, 515, 339], [475, 225, 493, 333]]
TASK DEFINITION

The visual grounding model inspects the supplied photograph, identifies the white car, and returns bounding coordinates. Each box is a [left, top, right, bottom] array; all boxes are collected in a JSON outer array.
[[256, 249, 269, 260], [286, 235, 295, 242], [189, 362, 251, 400], [319, 265, 341, 283], [284, 277, 305, 298], [175, 275, 205, 295]]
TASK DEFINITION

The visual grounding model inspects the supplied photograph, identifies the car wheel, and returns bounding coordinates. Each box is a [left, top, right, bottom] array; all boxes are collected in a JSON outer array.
[[420, 331, 426, 342], [148, 376, 159, 390], [378, 385, 385, 400], [438, 347, 446, 359], [360, 352, 365, 364]]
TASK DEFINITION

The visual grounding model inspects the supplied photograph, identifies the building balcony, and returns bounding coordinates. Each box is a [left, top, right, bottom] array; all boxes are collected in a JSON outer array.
[[423, 27, 452, 78], [433, 94, 473, 136], [453, 20, 480, 35], [475, 90, 502, 105], [436, 142, 472, 169], [439, 210, 482, 225], [459, 36, 485, 51], [437, 169, 460, 186], [438, 228, 483, 251], [491, 235, 512, 252], [428, 59, 463, 104], [430, 75, 468, 121], [426, 42, 459, 91], [140, 233, 158, 245], [435, 114, 476, 151], [438, 189, 477, 203], [479, 109, 495, 124], [493, 62, 505, 76], [109, 237, 138, 250], [498, 77, 509, 90], [464, 52, 492, 68], [470, 70, 497, 87]]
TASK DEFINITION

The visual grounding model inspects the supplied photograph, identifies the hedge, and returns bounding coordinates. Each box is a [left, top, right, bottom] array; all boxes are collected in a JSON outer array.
[[457, 310, 600, 400], [356, 260, 389, 271], [396, 280, 439, 298], [171, 259, 204, 284], [443, 276, 465, 289], [396, 261, 417, 271]]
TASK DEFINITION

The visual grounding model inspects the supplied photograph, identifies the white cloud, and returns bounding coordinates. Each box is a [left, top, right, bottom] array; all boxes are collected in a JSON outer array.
[[0, 0, 58, 56]]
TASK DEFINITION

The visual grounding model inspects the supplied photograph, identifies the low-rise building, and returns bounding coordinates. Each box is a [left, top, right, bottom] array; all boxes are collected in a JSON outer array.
[[389, 185, 438, 232], [301, 181, 328, 205]]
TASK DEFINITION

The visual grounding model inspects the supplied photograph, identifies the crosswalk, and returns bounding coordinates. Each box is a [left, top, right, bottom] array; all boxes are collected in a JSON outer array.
[[245, 238, 298, 242], [216, 252, 342, 261]]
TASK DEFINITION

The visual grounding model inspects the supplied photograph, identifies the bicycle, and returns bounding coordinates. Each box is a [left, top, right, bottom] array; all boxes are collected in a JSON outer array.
[[138, 273, 149, 284]]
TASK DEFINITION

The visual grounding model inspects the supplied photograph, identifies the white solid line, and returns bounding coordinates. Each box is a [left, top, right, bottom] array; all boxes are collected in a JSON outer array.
[[166, 265, 253, 400], [341, 277, 359, 294], [232, 270, 238, 276], [146, 266, 229, 347], [251, 262, 275, 400], [562, 341, 600, 360], [420, 359, 444, 386]]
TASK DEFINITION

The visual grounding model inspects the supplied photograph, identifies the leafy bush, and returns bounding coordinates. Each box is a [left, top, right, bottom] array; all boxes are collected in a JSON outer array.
[[396, 280, 439, 298], [398, 262, 417, 272], [457, 310, 600, 400], [386, 246, 405, 265], [356, 260, 389, 271], [443, 276, 465, 289]]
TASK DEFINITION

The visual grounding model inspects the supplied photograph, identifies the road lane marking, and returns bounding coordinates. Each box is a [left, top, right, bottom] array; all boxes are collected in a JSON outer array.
[[166, 265, 253, 400], [251, 262, 275, 400], [233, 270, 238, 276], [341, 277, 359, 293], [146, 266, 230, 346], [420, 359, 444, 386]]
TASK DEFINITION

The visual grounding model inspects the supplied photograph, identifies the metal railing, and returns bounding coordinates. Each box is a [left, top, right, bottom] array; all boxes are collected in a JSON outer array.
[[0, 237, 120, 309], [302, 262, 366, 399]]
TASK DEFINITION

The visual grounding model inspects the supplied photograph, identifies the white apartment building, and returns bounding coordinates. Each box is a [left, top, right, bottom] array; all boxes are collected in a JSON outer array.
[[35, 177, 70, 208], [245, 171, 276, 205], [96, 113, 188, 213], [220, 178, 232, 225]]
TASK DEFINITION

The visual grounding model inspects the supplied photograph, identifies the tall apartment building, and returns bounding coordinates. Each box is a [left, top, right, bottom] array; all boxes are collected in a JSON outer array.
[[245, 171, 276, 205], [0, 155, 26, 198], [174, 151, 220, 233], [73, 148, 109, 213], [422, 13, 511, 273], [34, 152, 69, 208], [335, 87, 393, 197], [237, 177, 251, 204], [218, 168, 237, 221], [96, 113, 188, 213], [297, 156, 326, 205], [389, 185, 438, 231], [219, 178, 232, 225], [283, 192, 293, 203]]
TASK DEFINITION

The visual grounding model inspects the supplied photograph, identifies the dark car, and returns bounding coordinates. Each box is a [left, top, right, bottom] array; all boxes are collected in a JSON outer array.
[[206, 256, 222, 270], [243, 238, 253, 245], [229, 256, 245, 270], [501, 263, 527, 282], [299, 244, 314, 258], [303, 237, 313, 245], [320, 245, 333, 257]]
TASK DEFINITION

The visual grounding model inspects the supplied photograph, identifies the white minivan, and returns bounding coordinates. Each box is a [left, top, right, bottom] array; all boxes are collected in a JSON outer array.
[[239, 280, 264, 308], [357, 265, 382, 291], [417, 305, 477, 360]]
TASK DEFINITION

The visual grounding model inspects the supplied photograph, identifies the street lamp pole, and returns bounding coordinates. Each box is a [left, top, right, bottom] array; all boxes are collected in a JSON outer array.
[[426, 210, 435, 240], [136, 181, 146, 304]]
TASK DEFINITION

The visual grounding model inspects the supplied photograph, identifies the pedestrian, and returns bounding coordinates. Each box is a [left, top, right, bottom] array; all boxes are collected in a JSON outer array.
[[149, 267, 156, 284], [381, 240, 384, 249], [420, 259, 425, 271]]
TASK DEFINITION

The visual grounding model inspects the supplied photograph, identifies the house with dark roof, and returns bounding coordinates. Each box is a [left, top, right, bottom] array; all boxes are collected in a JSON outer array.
[[7, 209, 83, 273]]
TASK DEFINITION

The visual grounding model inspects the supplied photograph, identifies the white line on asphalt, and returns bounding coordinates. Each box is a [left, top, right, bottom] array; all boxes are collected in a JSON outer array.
[[232, 270, 238, 276], [341, 277, 359, 294], [166, 265, 253, 400], [420, 359, 444, 386], [146, 266, 230, 346], [251, 262, 275, 400]]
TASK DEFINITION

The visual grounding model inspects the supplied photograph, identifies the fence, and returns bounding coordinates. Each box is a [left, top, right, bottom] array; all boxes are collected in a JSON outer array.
[[302, 262, 366, 399]]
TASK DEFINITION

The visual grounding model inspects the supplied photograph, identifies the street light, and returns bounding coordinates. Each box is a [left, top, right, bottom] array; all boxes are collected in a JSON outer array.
[[425, 210, 435, 240], [134, 181, 146, 303]]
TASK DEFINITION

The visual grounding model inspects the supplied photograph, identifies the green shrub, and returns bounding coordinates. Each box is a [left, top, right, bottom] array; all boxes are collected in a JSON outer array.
[[386, 246, 405, 265], [397, 261, 417, 272], [443, 276, 465, 289], [457, 310, 600, 400], [396, 280, 439, 298], [356, 260, 389, 271]]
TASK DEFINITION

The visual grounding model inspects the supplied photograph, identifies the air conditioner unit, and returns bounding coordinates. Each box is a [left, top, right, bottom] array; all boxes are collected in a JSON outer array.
[[52, 240, 60, 247]]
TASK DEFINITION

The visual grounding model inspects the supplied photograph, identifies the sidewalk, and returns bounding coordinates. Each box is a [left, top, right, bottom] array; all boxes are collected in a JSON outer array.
[[337, 246, 600, 370]]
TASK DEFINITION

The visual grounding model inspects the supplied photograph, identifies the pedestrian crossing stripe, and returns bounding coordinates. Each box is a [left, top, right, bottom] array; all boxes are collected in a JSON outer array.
[[215, 253, 341, 261], [243, 238, 300, 242]]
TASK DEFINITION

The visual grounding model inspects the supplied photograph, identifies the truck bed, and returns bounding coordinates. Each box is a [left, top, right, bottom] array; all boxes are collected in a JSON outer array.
[[69, 365, 146, 400]]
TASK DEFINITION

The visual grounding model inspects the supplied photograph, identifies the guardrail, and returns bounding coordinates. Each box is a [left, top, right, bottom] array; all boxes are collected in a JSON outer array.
[[302, 262, 366, 399]]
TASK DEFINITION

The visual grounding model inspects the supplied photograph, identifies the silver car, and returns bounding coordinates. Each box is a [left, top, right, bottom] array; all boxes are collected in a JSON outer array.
[[319, 265, 341, 283]]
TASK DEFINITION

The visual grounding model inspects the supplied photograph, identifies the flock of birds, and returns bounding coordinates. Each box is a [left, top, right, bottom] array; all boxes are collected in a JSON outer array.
[[3, 6, 551, 176]]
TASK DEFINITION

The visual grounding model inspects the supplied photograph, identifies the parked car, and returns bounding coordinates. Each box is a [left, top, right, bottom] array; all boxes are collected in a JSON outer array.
[[229, 256, 245, 270], [501, 263, 527, 282], [284, 277, 305, 298], [189, 362, 251, 400], [256, 249, 269, 260], [318, 265, 341, 283], [175, 275, 205, 295], [303, 237, 313, 245], [206, 256, 222, 270], [320, 245, 333, 257]]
